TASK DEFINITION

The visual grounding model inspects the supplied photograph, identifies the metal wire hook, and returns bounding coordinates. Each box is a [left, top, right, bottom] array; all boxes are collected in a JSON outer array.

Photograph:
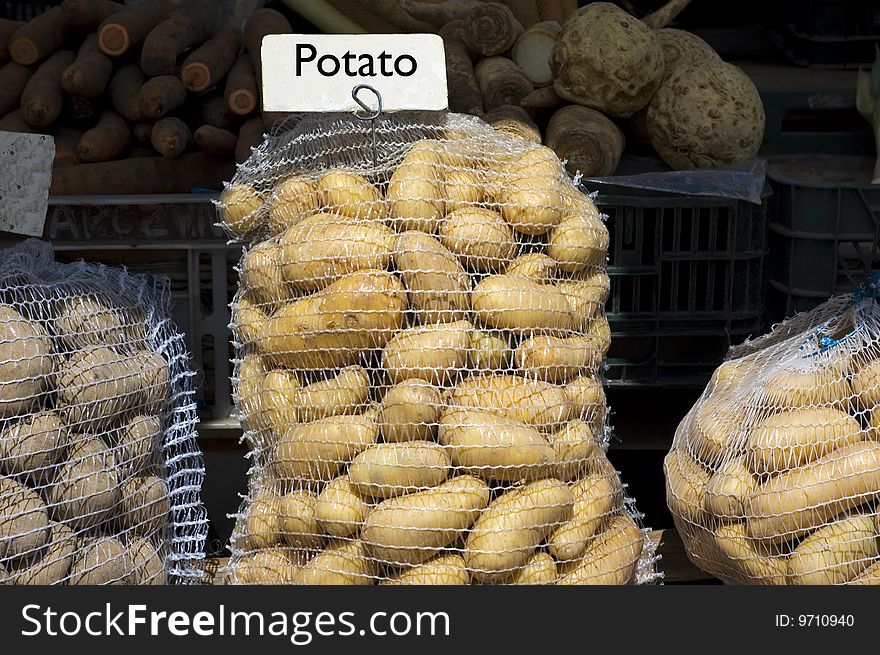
[[352, 84, 382, 167]]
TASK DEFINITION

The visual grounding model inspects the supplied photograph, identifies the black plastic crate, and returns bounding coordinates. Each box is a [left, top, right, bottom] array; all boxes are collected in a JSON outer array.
[[589, 189, 768, 387], [766, 154, 880, 324]]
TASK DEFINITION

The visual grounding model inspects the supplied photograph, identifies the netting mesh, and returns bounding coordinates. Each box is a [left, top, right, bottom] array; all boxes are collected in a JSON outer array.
[[666, 293, 880, 585], [218, 111, 657, 585], [0, 240, 207, 584]]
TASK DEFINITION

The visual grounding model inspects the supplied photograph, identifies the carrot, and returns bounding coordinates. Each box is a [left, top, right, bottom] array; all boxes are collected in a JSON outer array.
[[137, 75, 187, 119], [21, 50, 75, 127], [109, 64, 145, 121], [0, 61, 33, 117], [53, 126, 82, 167], [244, 8, 291, 86], [9, 7, 73, 66], [61, 34, 113, 97], [141, 0, 220, 76], [133, 121, 155, 143], [194, 124, 236, 157], [0, 18, 25, 65], [62, 93, 100, 127], [236, 116, 264, 163], [150, 116, 191, 158], [0, 109, 34, 133], [61, 0, 124, 28], [224, 54, 257, 116], [77, 109, 131, 162], [181, 24, 242, 93], [197, 95, 236, 130], [97, 0, 175, 57], [49, 152, 236, 195]]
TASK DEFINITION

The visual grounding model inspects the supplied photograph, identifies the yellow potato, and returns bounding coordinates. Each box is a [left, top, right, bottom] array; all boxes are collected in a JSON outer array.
[[444, 169, 485, 212], [550, 419, 604, 482], [0, 476, 49, 561], [382, 320, 472, 385], [382, 554, 469, 585], [235, 548, 300, 584], [237, 354, 268, 432], [241, 239, 290, 309], [557, 272, 611, 327], [746, 441, 880, 543], [664, 449, 710, 527], [315, 477, 369, 539], [515, 334, 602, 383], [557, 514, 645, 585], [279, 213, 394, 292], [564, 375, 606, 430], [388, 161, 445, 233], [465, 478, 573, 583], [746, 407, 863, 476], [362, 475, 490, 566], [279, 490, 322, 550], [689, 396, 748, 465], [588, 315, 612, 357], [318, 170, 385, 221], [450, 373, 571, 431], [500, 177, 564, 236], [259, 369, 300, 441], [0, 411, 67, 478], [710, 356, 760, 394], [548, 212, 609, 273], [235, 293, 269, 347], [0, 305, 55, 419], [439, 409, 554, 482], [402, 140, 445, 166], [504, 252, 558, 282], [852, 357, 880, 410], [295, 539, 376, 585], [712, 522, 788, 585], [241, 488, 281, 550], [219, 183, 263, 238], [439, 207, 516, 272], [394, 231, 470, 324], [378, 379, 441, 443], [509, 551, 558, 585], [48, 436, 120, 531], [764, 366, 851, 410], [296, 366, 370, 423], [549, 473, 619, 562], [268, 175, 319, 235], [259, 270, 406, 370], [468, 329, 511, 372], [788, 514, 878, 585], [850, 560, 880, 585], [349, 441, 451, 498], [473, 275, 578, 335], [509, 146, 564, 180], [704, 457, 756, 519]]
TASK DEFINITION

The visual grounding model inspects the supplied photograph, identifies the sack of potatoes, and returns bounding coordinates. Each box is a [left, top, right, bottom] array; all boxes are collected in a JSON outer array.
[[0, 240, 206, 585], [219, 112, 658, 585], [665, 293, 880, 585]]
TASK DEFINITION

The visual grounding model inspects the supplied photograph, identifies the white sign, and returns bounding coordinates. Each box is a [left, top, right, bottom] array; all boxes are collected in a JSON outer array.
[[261, 34, 448, 113], [0, 132, 53, 237]]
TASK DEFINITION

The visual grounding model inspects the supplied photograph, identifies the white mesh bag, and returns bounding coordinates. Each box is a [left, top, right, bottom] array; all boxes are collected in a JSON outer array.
[[218, 111, 658, 585], [666, 290, 880, 585], [0, 239, 207, 585]]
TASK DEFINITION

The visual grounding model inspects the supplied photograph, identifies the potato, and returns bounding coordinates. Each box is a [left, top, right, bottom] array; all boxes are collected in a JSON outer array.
[[468, 330, 510, 372], [273, 412, 379, 484], [515, 335, 602, 383], [647, 61, 764, 170], [362, 475, 490, 566], [504, 253, 557, 282], [267, 175, 319, 235], [315, 477, 369, 539], [116, 414, 159, 476], [279, 490, 322, 550], [852, 356, 880, 410], [57, 346, 142, 431], [557, 514, 645, 585], [450, 374, 571, 431], [241, 239, 290, 309], [0, 305, 55, 419], [444, 170, 485, 212], [588, 316, 611, 357], [382, 321, 472, 385], [0, 411, 67, 478], [439, 208, 516, 272], [746, 441, 880, 543], [548, 212, 608, 273], [0, 476, 49, 560], [49, 436, 120, 530], [237, 354, 268, 432], [499, 177, 564, 236], [7, 521, 74, 585], [704, 458, 756, 519], [509, 551, 558, 585], [394, 231, 470, 324], [0, 565, 7, 584], [69, 536, 133, 585], [747, 408, 863, 476], [564, 375, 606, 430], [690, 396, 748, 465], [473, 275, 577, 335], [379, 379, 441, 443], [550, 3, 664, 119], [127, 535, 166, 585], [241, 488, 281, 550], [235, 293, 269, 346], [850, 560, 880, 585], [710, 356, 760, 394], [132, 349, 170, 416], [294, 539, 376, 585], [557, 272, 610, 327], [465, 478, 573, 583], [279, 213, 394, 292], [258, 369, 300, 442], [219, 183, 264, 238], [664, 449, 710, 527], [234, 548, 299, 584], [388, 161, 445, 233], [549, 473, 619, 562], [439, 409, 554, 482], [117, 474, 170, 538], [259, 270, 406, 370], [350, 441, 451, 498], [296, 366, 370, 423], [403, 140, 445, 166], [318, 170, 385, 221], [713, 522, 788, 585], [55, 295, 130, 350], [788, 514, 878, 585], [764, 366, 852, 411], [550, 419, 603, 482], [382, 554, 469, 585]]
